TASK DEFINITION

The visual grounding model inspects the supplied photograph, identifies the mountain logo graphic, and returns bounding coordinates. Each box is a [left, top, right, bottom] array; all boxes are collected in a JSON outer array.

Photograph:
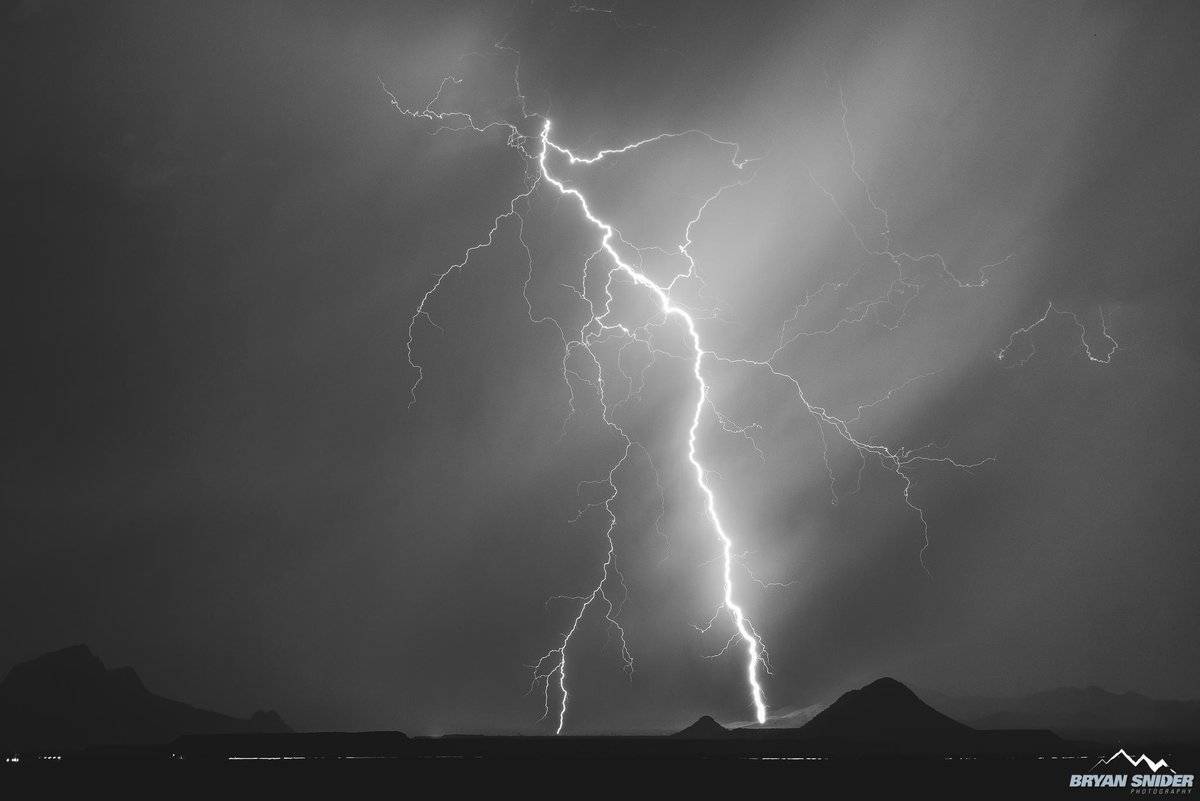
[[1068, 748, 1194, 791], [1091, 748, 1173, 774]]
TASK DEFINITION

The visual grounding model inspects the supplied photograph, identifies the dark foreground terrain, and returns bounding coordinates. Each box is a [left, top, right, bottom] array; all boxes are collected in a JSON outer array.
[[8, 734, 1197, 800], [2, 648, 1196, 798]]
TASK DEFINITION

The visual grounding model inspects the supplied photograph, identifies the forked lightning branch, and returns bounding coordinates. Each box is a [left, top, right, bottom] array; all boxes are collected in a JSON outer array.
[[386, 42, 1116, 733]]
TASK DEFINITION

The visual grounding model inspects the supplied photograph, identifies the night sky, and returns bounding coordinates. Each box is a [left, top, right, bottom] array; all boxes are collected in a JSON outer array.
[[3, 0, 1199, 735]]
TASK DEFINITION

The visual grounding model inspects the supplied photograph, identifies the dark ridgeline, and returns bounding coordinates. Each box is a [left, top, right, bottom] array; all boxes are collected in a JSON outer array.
[[0, 645, 289, 755], [672, 677, 1068, 758], [2, 646, 1197, 776], [918, 685, 1200, 748], [166, 675, 1075, 761]]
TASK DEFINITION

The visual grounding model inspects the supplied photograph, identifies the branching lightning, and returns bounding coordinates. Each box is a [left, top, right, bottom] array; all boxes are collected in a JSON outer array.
[[996, 302, 1120, 367], [386, 26, 1118, 733]]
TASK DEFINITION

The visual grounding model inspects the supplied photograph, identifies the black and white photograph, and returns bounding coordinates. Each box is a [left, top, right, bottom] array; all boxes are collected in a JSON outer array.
[[3, 0, 1198, 794]]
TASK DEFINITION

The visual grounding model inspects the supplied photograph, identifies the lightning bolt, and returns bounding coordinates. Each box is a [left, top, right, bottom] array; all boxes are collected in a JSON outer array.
[[997, 302, 1120, 366], [527, 117, 771, 726], [386, 26, 1117, 732]]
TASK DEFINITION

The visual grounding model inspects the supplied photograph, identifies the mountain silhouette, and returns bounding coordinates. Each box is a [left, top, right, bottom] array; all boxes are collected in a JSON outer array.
[[0, 645, 290, 753], [722, 677, 1064, 755], [673, 715, 728, 738], [675, 678, 972, 746], [916, 685, 1200, 745], [797, 677, 971, 740]]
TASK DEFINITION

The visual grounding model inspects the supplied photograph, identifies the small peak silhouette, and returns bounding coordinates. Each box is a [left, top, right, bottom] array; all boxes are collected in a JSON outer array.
[[673, 715, 728, 738]]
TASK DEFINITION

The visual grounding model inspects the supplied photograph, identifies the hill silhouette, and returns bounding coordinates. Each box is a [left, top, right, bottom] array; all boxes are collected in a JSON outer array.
[[0, 662, 1149, 763], [918, 685, 1200, 745], [0, 645, 289, 753], [673, 715, 728, 738], [797, 676, 970, 740], [720, 677, 1065, 756]]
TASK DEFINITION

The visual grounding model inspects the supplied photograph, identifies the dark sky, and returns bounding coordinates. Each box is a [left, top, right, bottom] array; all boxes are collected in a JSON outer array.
[[3, 0, 1199, 735]]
